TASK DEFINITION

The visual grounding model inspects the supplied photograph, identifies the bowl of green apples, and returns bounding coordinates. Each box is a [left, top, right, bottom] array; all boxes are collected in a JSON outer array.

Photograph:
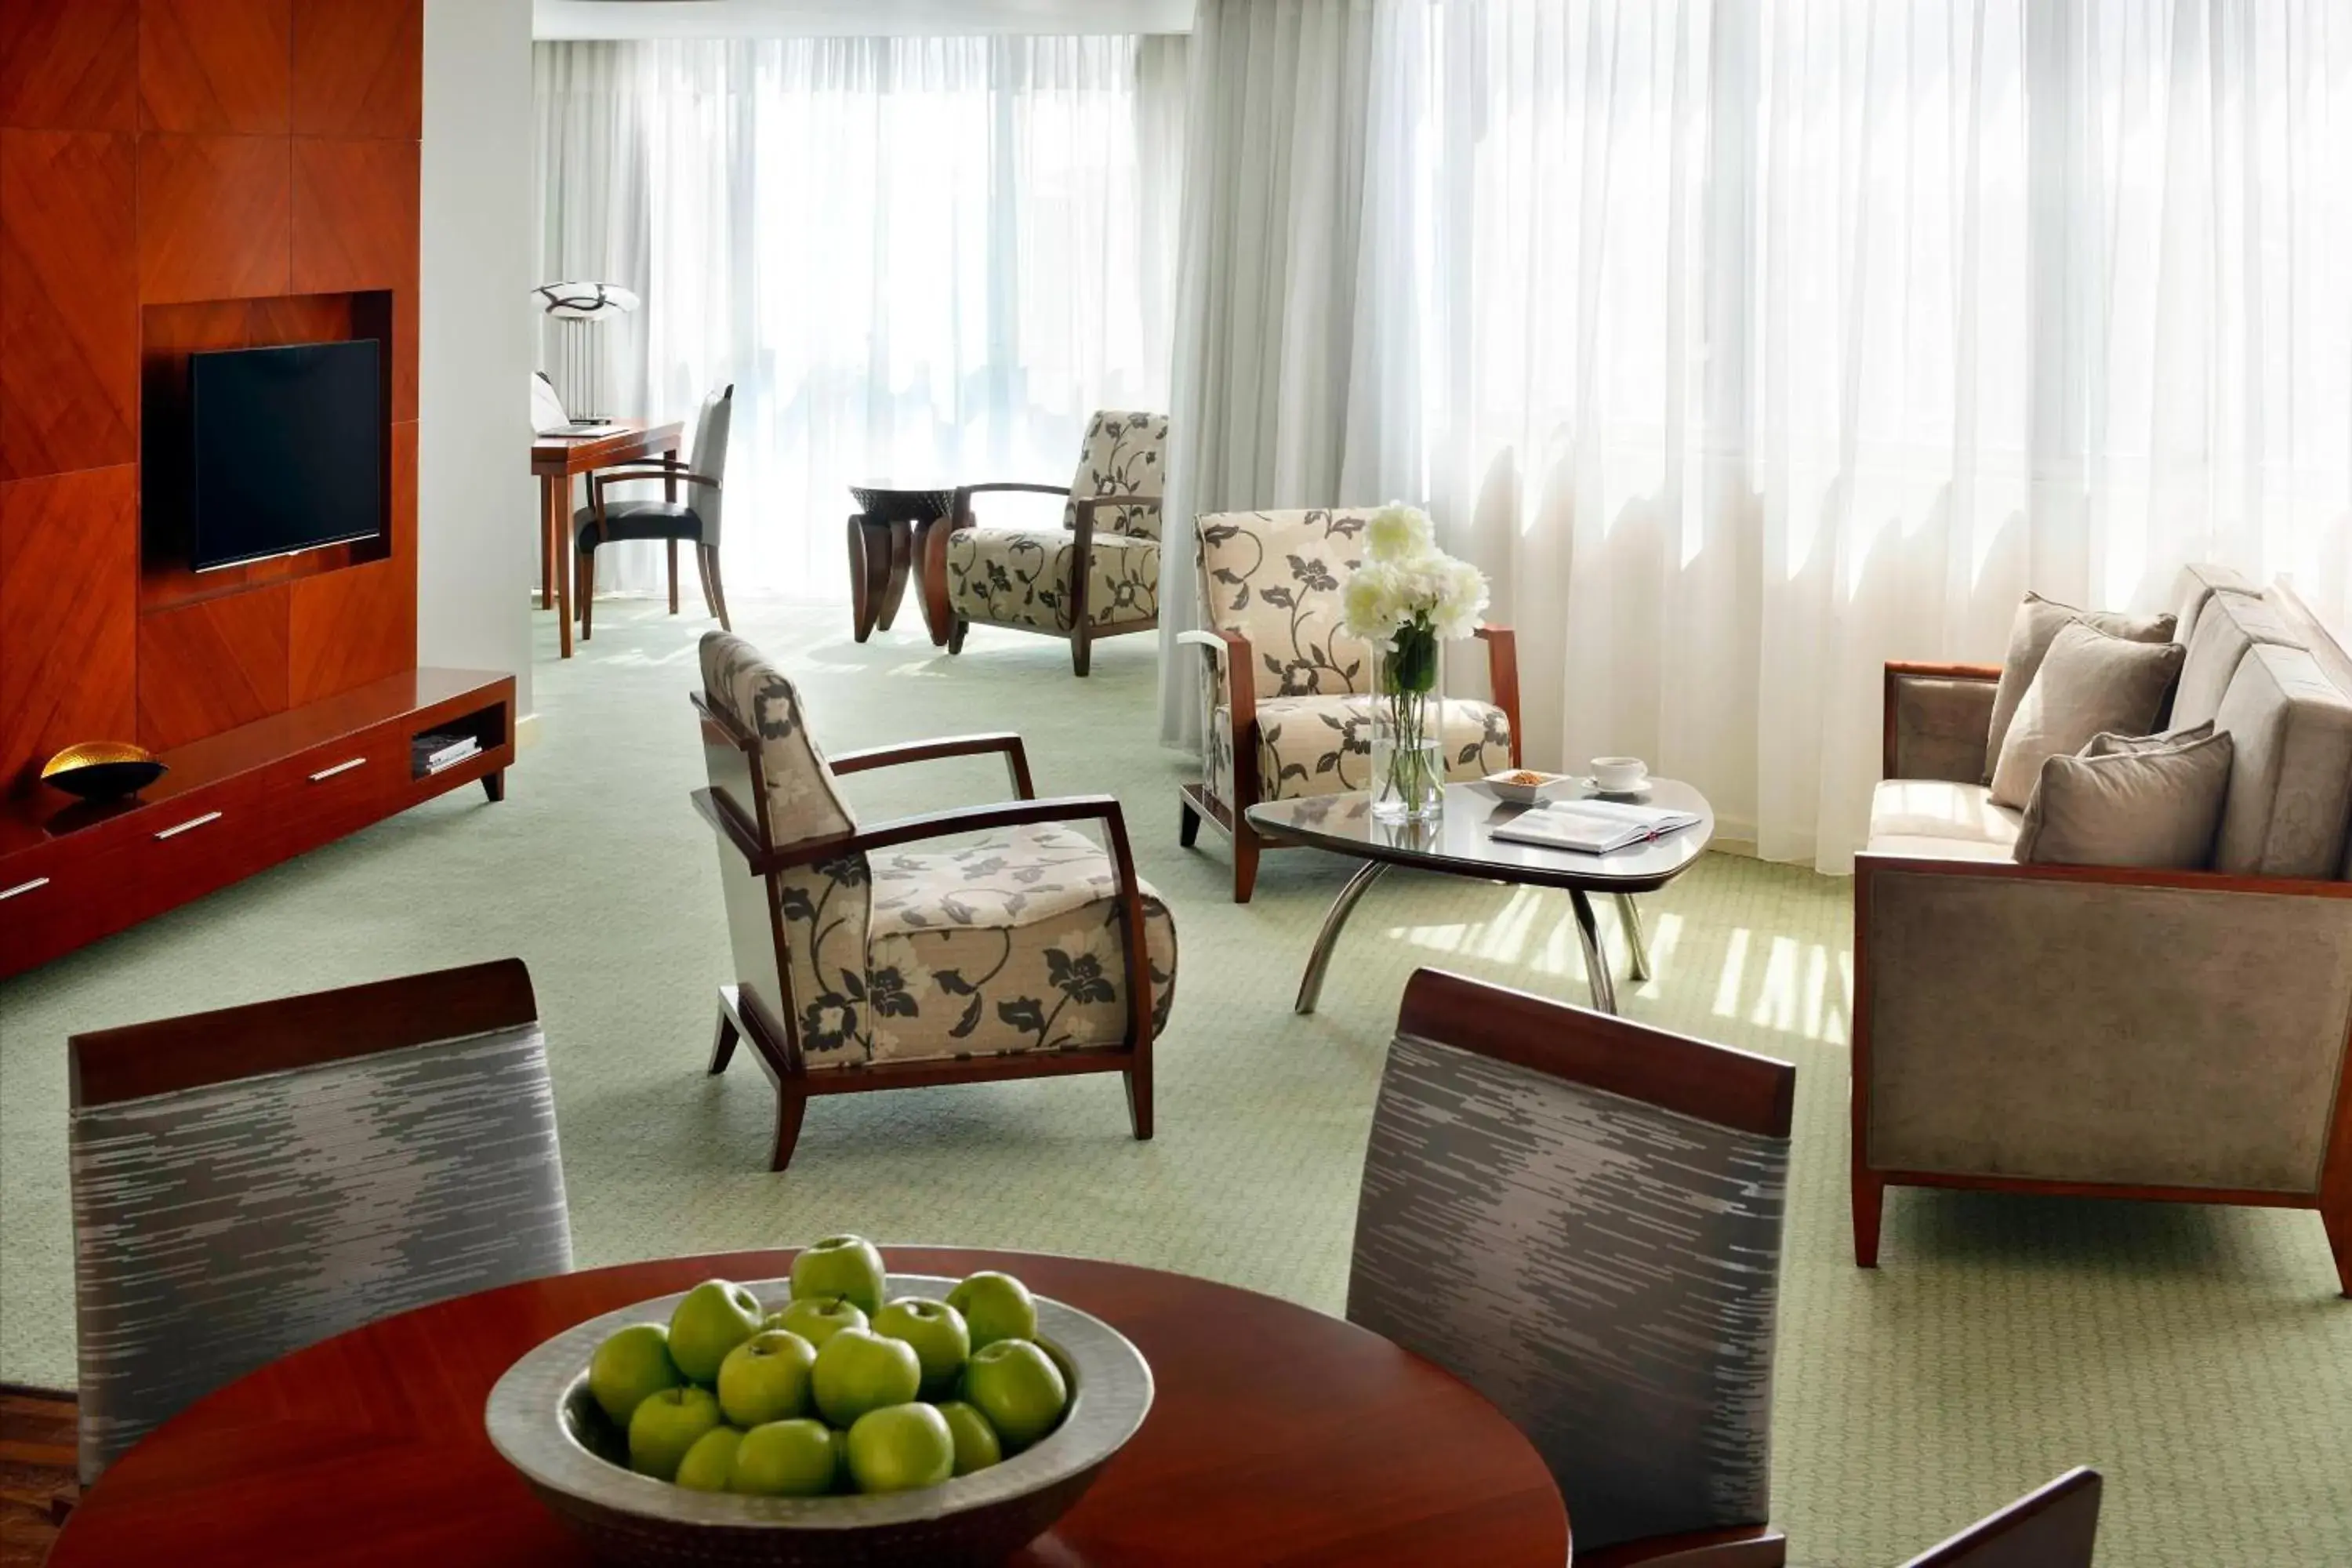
[[485, 1237, 1152, 1566]]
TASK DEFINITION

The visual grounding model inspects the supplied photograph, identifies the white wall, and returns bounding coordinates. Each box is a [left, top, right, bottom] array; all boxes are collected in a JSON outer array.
[[422, 0, 538, 717]]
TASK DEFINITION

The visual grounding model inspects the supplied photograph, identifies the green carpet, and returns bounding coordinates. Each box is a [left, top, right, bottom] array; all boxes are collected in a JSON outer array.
[[2, 597, 2347, 1565]]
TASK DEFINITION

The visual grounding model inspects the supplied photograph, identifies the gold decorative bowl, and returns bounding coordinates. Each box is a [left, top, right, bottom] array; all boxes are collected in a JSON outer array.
[[41, 742, 167, 802]]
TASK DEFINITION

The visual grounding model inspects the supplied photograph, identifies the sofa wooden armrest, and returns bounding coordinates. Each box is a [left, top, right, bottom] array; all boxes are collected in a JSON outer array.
[[1882, 661, 2002, 782], [1851, 851, 2352, 1292]]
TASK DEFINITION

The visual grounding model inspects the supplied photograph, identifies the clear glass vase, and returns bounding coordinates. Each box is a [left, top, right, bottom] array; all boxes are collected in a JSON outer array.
[[1370, 631, 1446, 822]]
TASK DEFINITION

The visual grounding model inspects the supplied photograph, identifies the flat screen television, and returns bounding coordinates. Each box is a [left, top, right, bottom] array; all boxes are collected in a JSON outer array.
[[190, 340, 383, 572]]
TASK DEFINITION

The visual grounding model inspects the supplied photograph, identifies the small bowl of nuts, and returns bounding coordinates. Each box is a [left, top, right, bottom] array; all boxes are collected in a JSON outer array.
[[1483, 768, 1573, 806]]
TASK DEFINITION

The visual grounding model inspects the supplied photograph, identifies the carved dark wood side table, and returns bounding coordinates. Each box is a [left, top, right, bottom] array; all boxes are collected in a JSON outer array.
[[847, 484, 957, 644]]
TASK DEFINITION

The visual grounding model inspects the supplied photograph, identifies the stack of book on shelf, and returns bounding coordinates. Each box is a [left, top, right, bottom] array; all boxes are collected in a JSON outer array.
[[413, 731, 481, 775], [1489, 797, 1702, 855]]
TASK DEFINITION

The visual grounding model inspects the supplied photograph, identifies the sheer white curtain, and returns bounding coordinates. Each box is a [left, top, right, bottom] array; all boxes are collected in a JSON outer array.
[[535, 34, 1189, 597], [1181, 0, 2352, 869]]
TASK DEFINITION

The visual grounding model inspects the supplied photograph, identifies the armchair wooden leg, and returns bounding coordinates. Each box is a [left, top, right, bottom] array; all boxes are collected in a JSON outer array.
[[667, 540, 680, 614], [706, 548, 733, 633], [1179, 798, 1202, 848], [1071, 623, 1093, 677], [948, 616, 968, 655], [770, 1086, 808, 1172], [1124, 1052, 1153, 1141], [709, 1010, 739, 1076], [1233, 822, 1261, 904], [578, 546, 596, 641], [1853, 1167, 1886, 1268]]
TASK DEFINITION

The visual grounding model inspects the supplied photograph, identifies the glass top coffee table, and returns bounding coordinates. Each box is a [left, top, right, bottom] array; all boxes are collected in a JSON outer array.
[[1246, 778, 1714, 1015]]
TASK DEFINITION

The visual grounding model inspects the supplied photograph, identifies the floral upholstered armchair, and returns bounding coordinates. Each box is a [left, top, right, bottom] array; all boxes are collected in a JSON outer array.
[[941, 411, 1169, 675], [691, 632, 1178, 1169], [1178, 509, 1522, 901]]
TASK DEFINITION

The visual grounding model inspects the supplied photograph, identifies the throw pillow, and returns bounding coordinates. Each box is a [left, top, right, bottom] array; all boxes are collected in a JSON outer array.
[[2082, 720, 2216, 758], [1984, 593, 2176, 780], [2014, 729, 2234, 869], [1988, 621, 2186, 808]]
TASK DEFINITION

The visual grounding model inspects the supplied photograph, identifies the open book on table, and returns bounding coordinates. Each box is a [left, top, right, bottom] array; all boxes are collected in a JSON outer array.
[[1489, 797, 1701, 855]]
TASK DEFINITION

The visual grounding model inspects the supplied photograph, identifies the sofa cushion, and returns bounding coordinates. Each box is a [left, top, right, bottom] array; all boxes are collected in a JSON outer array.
[[1867, 779, 2023, 857], [2209, 643, 2352, 877], [2014, 730, 2234, 869], [2170, 562, 2258, 648], [1984, 593, 2176, 780], [2170, 590, 2304, 731], [1989, 623, 2184, 808], [2084, 720, 2215, 757]]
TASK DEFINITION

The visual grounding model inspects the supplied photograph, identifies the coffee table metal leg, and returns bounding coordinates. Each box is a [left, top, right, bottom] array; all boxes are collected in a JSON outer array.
[[1570, 890, 1619, 1014], [1295, 860, 1391, 1014], [1614, 892, 1651, 983]]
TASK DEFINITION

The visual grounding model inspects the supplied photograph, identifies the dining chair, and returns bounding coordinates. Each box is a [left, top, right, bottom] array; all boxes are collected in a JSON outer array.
[[66, 960, 572, 1485], [1897, 1469, 2103, 1567], [575, 383, 734, 637], [1178, 507, 1522, 899], [1348, 969, 1798, 1567], [940, 409, 1168, 675], [691, 631, 1178, 1169]]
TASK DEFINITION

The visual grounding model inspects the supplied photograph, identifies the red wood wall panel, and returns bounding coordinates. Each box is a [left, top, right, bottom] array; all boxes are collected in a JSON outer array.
[[137, 132, 292, 303], [0, 465, 139, 791], [140, 0, 292, 136], [289, 0, 421, 140], [0, 129, 140, 480], [3, 0, 422, 784], [138, 583, 292, 751], [0, 0, 139, 133]]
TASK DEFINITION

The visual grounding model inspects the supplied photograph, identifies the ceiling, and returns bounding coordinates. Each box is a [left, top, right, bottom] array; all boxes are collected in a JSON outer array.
[[535, 0, 1196, 38]]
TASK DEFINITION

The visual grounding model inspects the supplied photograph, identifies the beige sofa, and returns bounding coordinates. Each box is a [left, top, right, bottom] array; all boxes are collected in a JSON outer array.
[[1854, 566, 2352, 1294]]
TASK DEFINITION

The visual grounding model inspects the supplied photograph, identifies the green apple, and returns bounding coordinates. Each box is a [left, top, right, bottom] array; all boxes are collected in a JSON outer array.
[[627, 1384, 724, 1482], [935, 1399, 1003, 1475], [811, 1327, 921, 1428], [673, 1425, 745, 1493], [844, 1403, 955, 1494], [730, 1418, 837, 1497], [668, 1280, 764, 1385], [870, 1298, 971, 1399], [764, 1296, 867, 1350], [717, 1330, 816, 1428], [961, 1339, 1066, 1450], [945, 1272, 1037, 1349], [790, 1236, 888, 1316], [588, 1322, 684, 1428]]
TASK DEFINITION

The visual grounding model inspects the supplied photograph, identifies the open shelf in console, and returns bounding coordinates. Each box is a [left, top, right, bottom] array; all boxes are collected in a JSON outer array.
[[410, 699, 510, 784]]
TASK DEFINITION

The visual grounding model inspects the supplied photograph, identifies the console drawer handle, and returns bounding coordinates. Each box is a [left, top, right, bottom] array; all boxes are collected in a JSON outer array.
[[308, 757, 368, 782], [0, 877, 49, 902], [154, 811, 223, 841]]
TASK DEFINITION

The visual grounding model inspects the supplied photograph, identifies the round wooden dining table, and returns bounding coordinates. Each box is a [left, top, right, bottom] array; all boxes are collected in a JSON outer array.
[[53, 1247, 1570, 1566]]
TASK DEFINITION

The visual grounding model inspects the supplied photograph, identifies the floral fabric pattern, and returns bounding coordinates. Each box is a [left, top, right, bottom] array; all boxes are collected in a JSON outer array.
[[1210, 695, 1513, 808], [702, 634, 1177, 1070], [1063, 411, 1169, 539], [947, 527, 1159, 633], [862, 824, 1177, 1065], [1196, 510, 1379, 699]]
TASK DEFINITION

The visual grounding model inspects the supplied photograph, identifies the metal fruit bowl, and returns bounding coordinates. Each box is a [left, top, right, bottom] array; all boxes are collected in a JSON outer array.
[[485, 1275, 1152, 1566]]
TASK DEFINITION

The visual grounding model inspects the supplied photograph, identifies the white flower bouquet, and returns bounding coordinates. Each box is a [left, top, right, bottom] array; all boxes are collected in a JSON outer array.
[[1339, 504, 1490, 821]]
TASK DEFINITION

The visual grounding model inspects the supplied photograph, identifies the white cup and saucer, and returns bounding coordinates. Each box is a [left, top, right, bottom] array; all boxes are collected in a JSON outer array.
[[1587, 757, 1650, 797]]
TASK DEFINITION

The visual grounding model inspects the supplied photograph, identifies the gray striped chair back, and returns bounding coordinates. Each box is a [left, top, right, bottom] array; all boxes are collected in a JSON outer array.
[[1348, 971, 1796, 1555], [67, 960, 572, 1484]]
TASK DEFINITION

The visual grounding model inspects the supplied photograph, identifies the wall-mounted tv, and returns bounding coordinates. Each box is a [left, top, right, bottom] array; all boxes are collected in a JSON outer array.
[[191, 340, 383, 572]]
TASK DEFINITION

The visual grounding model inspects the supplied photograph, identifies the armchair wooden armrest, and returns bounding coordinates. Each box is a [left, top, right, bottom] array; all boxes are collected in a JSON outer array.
[[1072, 495, 1163, 525], [591, 463, 720, 491], [1177, 626, 1260, 806], [691, 787, 1156, 1056], [828, 733, 1036, 800], [1577, 1526, 1787, 1568], [1882, 660, 2002, 782], [1473, 625, 1524, 768]]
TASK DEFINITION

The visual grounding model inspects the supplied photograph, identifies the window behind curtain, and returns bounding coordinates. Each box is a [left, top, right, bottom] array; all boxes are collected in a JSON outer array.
[[536, 34, 1185, 599]]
